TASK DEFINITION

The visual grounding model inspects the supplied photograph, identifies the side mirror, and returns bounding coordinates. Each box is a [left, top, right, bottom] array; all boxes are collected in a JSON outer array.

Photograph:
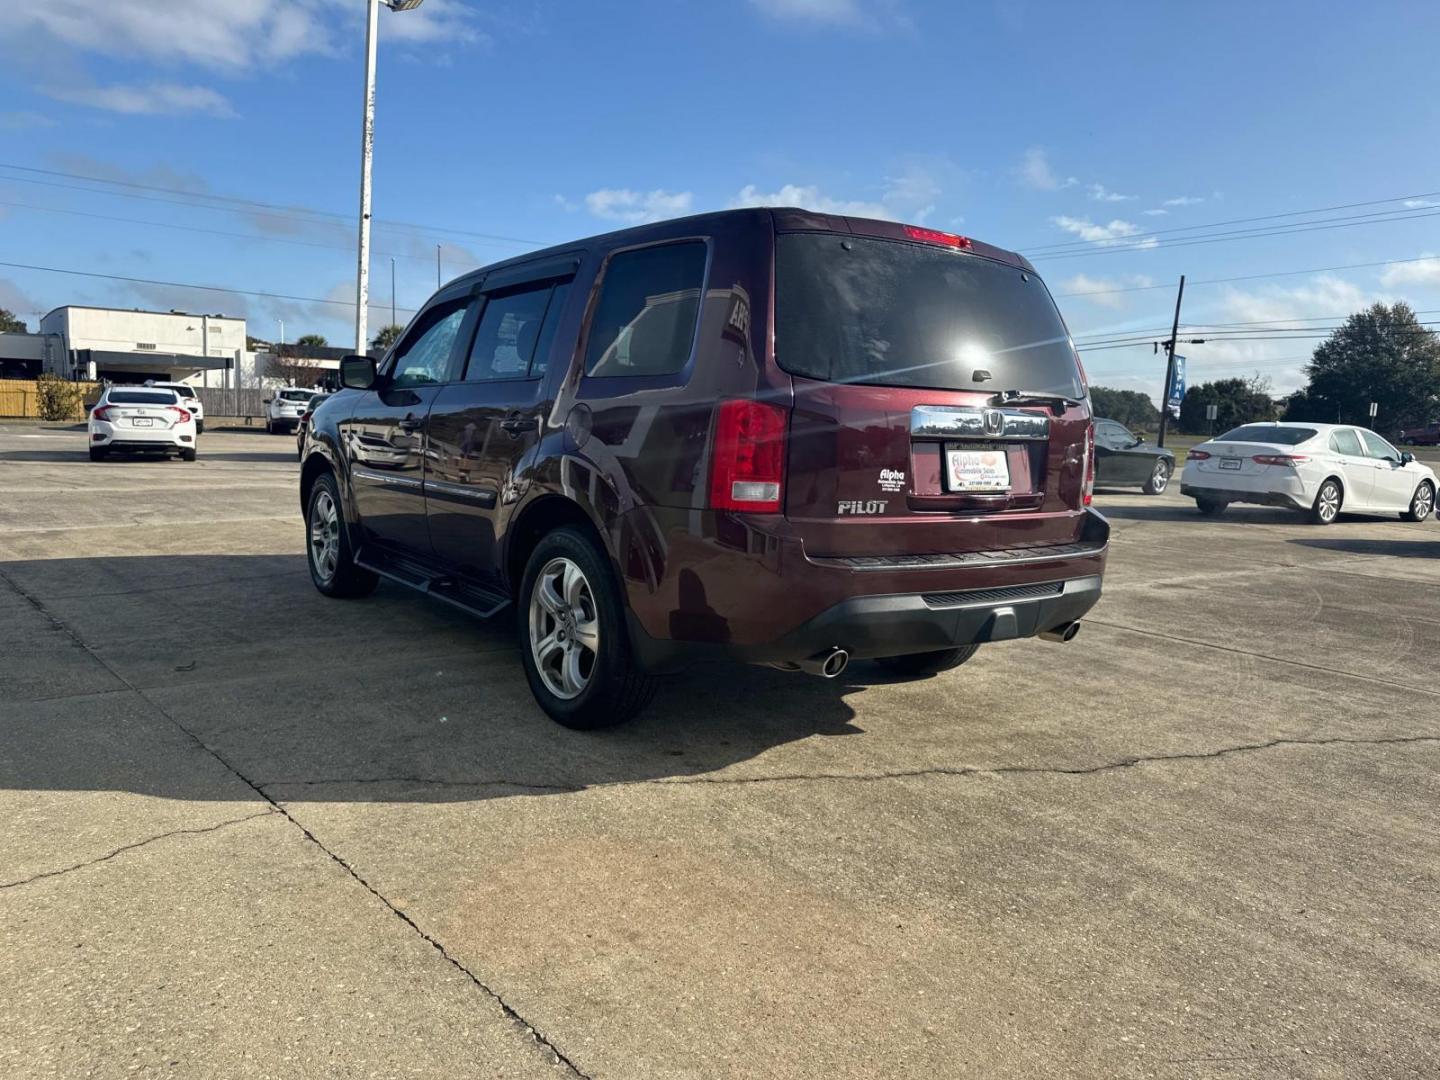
[[262, 397, 272, 404], [1400, 451, 1416, 465], [340, 355, 377, 390]]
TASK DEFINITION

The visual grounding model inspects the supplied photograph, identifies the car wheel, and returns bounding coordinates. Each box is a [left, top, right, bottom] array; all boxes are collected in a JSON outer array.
[[306, 472, 378, 599], [196, 420, 205, 434], [1402, 481, 1435, 522], [875, 644, 979, 678], [519, 527, 656, 730], [88, 447, 106, 462], [180, 448, 197, 462], [1196, 497, 1227, 516], [1142, 459, 1172, 495], [1310, 478, 1342, 525], [266, 420, 275, 435]]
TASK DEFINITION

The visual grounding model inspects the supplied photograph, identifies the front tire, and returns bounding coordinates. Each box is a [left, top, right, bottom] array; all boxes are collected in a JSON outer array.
[[875, 644, 979, 678], [1196, 497, 1228, 516], [306, 472, 378, 599], [1310, 478, 1342, 525], [518, 527, 656, 729], [1142, 459, 1172, 495], [1402, 481, 1435, 522]]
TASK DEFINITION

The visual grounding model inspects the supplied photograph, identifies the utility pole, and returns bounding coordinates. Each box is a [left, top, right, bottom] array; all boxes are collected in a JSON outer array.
[[354, 0, 380, 355], [390, 257, 397, 333], [436, 244, 442, 289], [1156, 275, 1185, 449]]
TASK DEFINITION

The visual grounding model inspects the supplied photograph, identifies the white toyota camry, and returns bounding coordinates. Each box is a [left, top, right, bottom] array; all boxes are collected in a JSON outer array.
[[1180, 422, 1437, 525]]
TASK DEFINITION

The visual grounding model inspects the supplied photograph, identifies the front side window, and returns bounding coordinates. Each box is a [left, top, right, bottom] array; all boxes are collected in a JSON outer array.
[[1099, 422, 1133, 448], [1360, 430, 1399, 460], [1330, 429, 1363, 456], [584, 242, 706, 378], [465, 284, 554, 382], [390, 303, 468, 388]]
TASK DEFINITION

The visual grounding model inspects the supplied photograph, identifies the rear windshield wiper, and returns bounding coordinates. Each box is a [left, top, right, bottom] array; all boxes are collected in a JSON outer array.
[[993, 389, 1083, 411]]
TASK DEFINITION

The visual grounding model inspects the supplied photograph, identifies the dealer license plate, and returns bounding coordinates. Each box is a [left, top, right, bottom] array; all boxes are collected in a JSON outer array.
[[946, 447, 1010, 492]]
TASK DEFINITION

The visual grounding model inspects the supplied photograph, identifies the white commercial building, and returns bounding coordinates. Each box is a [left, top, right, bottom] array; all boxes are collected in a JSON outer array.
[[38, 306, 261, 388]]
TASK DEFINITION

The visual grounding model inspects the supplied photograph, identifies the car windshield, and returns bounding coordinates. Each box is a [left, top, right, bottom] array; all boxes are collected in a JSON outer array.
[[153, 384, 197, 398], [1216, 425, 1316, 445], [107, 390, 178, 405], [279, 390, 315, 402], [775, 233, 1083, 397]]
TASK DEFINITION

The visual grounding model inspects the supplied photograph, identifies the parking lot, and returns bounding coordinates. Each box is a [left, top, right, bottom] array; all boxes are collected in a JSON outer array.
[[2, 420, 1438, 1079]]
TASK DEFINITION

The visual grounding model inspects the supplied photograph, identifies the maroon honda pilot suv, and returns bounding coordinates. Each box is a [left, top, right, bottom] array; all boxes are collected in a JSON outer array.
[[300, 208, 1107, 728]]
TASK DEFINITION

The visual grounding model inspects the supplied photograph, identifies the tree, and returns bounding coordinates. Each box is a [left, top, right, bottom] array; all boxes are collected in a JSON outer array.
[[0, 308, 26, 333], [1179, 375, 1278, 434], [1089, 386, 1160, 430], [296, 333, 328, 348], [35, 373, 85, 420], [1284, 303, 1440, 430], [371, 324, 404, 351], [266, 354, 326, 387]]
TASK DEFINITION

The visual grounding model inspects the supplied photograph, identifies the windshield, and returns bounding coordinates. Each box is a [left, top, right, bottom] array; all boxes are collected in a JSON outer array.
[[279, 390, 315, 402], [1216, 425, 1315, 445], [107, 390, 178, 405], [152, 384, 197, 398], [774, 233, 1083, 397]]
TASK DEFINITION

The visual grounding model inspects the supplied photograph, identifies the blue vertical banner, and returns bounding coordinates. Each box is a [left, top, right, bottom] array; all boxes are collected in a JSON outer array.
[[1167, 354, 1187, 417]]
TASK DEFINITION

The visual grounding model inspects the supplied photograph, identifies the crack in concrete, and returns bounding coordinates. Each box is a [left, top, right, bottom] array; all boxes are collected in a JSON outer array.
[[0, 810, 277, 890], [254, 732, 1440, 795], [0, 566, 590, 1080]]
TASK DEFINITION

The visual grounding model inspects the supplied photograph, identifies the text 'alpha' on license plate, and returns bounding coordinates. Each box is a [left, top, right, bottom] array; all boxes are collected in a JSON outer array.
[[946, 446, 1010, 492]]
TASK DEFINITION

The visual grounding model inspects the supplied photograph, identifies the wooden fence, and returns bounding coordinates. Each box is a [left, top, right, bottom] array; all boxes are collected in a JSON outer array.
[[0, 380, 101, 420]]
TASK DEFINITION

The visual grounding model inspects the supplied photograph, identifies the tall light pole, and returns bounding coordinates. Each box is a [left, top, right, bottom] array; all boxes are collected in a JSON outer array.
[[355, 0, 425, 355]]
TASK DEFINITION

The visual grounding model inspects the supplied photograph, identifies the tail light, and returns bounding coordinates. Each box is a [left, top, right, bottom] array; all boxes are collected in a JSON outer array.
[[709, 399, 786, 513], [169, 407, 192, 424], [1189, 450, 1212, 461], [1253, 454, 1308, 466], [91, 405, 111, 422], [1082, 422, 1096, 506]]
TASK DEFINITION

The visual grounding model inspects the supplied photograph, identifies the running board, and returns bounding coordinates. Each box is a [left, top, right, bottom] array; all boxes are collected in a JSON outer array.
[[355, 547, 512, 620]]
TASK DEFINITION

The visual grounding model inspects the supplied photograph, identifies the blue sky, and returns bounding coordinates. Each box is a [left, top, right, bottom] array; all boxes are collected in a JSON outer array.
[[2, 0, 1439, 399]]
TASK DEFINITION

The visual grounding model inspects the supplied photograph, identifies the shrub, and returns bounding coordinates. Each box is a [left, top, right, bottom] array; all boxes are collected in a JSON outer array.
[[35, 373, 86, 421]]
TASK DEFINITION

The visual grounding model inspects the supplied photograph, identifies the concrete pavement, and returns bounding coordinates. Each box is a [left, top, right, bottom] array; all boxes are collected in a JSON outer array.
[[2, 422, 1438, 1078]]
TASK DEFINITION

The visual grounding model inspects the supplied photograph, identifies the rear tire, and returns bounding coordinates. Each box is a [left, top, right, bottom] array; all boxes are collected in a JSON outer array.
[[518, 527, 656, 730], [1142, 459, 1172, 496], [180, 448, 197, 462], [1402, 481, 1435, 522], [1310, 478, 1342, 525], [266, 420, 276, 435], [1196, 497, 1227, 516], [875, 644, 979, 678], [88, 447, 106, 462], [306, 471, 378, 599], [196, 420, 205, 434]]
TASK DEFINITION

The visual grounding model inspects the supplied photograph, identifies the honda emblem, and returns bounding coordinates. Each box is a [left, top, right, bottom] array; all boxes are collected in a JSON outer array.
[[983, 408, 1004, 436]]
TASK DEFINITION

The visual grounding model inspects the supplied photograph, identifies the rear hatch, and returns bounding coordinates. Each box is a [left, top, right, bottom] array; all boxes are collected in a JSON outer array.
[[774, 223, 1091, 557]]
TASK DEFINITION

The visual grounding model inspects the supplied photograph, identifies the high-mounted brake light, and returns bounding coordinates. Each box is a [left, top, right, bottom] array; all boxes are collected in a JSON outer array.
[[903, 225, 971, 249], [1082, 422, 1096, 506], [1253, 454, 1308, 466], [1188, 450, 1212, 461], [709, 399, 786, 513]]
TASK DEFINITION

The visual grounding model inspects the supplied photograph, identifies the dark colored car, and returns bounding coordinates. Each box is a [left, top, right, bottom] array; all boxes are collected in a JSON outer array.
[[300, 208, 1109, 728], [1398, 422, 1440, 447], [1093, 418, 1174, 494], [296, 393, 331, 462]]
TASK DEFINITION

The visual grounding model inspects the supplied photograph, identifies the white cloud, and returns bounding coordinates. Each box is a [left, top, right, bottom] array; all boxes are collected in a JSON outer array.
[[1057, 273, 1155, 310], [48, 81, 236, 118], [1142, 208, 1168, 216], [584, 188, 695, 225], [1051, 216, 1157, 248], [730, 183, 891, 219], [1380, 254, 1440, 288], [1403, 198, 1438, 210], [1162, 195, 1204, 207], [746, 0, 908, 28], [0, 111, 53, 130], [1016, 147, 1076, 191], [1087, 183, 1134, 203]]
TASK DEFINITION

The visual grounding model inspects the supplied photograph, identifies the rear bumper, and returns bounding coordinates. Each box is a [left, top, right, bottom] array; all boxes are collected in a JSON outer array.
[[89, 424, 191, 448], [1180, 481, 1309, 511], [624, 507, 1109, 672]]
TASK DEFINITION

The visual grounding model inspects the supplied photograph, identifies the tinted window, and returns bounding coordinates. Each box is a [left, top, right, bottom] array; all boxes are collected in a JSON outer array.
[[391, 303, 468, 388], [1360, 430, 1399, 460], [775, 233, 1083, 397], [279, 389, 315, 402], [152, 383, 197, 398], [529, 281, 571, 378], [1098, 422, 1133, 447], [1330, 429, 1364, 456], [1217, 425, 1315, 445], [465, 284, 552, 381], [107, 390, 177, 405], [585, 243, 706, 378]]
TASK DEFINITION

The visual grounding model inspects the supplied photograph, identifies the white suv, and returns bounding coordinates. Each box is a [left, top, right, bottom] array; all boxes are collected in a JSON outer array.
[[89, 386, 198, 462], [144, 380, 205, 433], [265, 388, 319, 434]]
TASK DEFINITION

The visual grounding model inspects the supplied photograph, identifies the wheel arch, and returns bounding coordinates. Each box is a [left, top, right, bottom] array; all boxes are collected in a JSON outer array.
[[504, 493, 612, 596]]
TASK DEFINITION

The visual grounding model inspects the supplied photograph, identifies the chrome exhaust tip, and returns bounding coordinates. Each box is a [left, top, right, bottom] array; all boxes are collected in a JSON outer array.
[[798, 647, 850, 678], [1039, 621, 1081, 643]]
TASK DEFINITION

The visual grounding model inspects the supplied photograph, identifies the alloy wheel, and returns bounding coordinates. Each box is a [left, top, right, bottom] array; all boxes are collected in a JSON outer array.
[[1318, 482, 1340, 523], [529, 557, 600, 700], [1151, 460, 1170, 493], [1415, 484, 1435, 519], [309, 489, 340, 583]]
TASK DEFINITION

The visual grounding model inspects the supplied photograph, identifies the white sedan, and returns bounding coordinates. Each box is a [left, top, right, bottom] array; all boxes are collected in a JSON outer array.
[[1180, 422, 1436, 525], [88, 386, 199, 462]]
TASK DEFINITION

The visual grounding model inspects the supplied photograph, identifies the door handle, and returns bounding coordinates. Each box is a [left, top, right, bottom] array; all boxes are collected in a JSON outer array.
[[499, 415, 537, 434], [398, 414, 422, 432]]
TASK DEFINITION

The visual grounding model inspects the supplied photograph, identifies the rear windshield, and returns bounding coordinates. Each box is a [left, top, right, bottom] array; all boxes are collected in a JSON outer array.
[[152, 384, 196, 398], [107, 390, 177, 405], [279, 390, 315, 402], [774, 233, 1083, 397], [1217, 425, 1315, 445]]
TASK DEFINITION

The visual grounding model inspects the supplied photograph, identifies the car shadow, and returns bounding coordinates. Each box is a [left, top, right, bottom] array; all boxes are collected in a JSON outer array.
[[1097, 500, 1304, 525], [1, 553, 898, 806], [0, 448, 298, 464], [1290, 537, 1440, 559]]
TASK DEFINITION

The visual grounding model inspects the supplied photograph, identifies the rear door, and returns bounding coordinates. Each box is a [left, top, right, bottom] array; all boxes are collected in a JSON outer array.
[[774, 227, 1090, 557]]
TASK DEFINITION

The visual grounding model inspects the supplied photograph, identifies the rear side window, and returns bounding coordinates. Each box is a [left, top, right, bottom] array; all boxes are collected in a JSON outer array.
[[775, 233, 1083, 397], [466, 284, 553, 381], [584, 242, 706, 378], [1217, 425, 1314, 445], [107, 390, 177, 405], [1330, 429, 1363, 456]]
